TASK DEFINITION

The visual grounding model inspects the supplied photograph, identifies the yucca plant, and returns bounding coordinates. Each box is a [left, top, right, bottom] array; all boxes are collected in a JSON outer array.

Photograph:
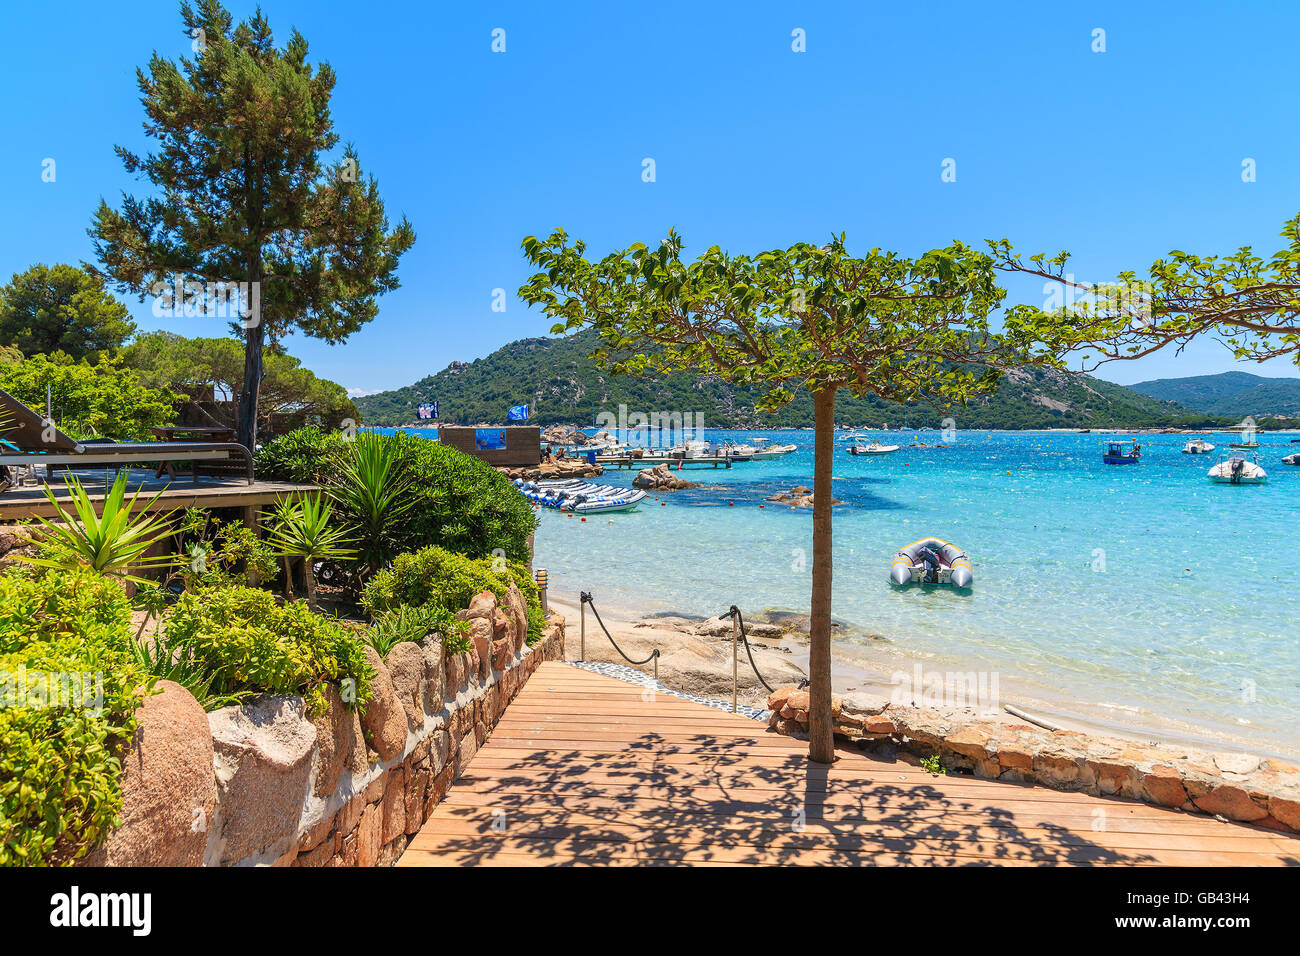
[[328, 431, 414, 582], [263, 493, 356, 606], [19, 471, 178, 584]]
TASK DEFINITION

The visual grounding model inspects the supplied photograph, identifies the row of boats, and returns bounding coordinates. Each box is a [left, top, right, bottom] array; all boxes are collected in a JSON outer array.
[[1103, 437, 1299, 483], [548, 433, 797, 462], [515, 478, 648, 514]]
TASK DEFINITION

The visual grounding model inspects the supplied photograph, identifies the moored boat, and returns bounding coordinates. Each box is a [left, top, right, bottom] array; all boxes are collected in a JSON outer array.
[[889, 538, 973, 588], [1207, 456, 1267, 484], [848, 441, 900, 456], [1283, 440, 1300, 466], [1102, 439, 1141, 465], [1181, 437, 1215, 454]]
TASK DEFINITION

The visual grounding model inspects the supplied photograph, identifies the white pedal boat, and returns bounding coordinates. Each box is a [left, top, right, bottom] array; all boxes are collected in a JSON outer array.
[[890, 538, 973, 588], [515, 478, 647, 513]]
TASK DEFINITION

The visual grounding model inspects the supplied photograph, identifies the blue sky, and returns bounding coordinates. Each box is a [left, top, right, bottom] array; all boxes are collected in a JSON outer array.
[[2, 0, 1299, 394]]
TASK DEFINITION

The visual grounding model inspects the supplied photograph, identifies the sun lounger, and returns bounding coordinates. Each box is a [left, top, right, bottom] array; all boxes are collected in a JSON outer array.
[[0, 387, 253, 486]]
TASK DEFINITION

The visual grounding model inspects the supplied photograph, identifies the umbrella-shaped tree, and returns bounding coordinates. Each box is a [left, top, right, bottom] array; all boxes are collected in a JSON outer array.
[[519, 229, 1062, 762]]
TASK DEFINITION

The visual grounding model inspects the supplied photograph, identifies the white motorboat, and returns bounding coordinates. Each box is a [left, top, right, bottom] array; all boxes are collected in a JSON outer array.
[[1181, 437, 1215, 454], [848, 441, 900, 456], [1282, 439, 1300, 466], [1207, 456, 1267, 484], [746, 437, 797, 459]]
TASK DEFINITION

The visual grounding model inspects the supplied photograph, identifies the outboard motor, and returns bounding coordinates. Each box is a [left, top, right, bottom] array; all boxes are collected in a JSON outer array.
[[1230, 457, 1245, 484]]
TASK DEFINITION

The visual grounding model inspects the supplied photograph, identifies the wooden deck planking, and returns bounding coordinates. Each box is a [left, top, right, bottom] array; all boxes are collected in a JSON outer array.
[[399, 662, 1300, 867]]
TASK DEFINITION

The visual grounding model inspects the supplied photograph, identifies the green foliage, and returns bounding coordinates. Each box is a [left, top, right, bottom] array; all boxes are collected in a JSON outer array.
[[0, 351, 177, 442], [364, 604, 469, 657], [256, 428, 538, 567], [162, 585, 373, 716], [992, 212, 1300, 370], [174, 508, 279, 589], [90, 0, 415, 447], [362, 546, 544, 645], [0, 263, 136, 360], [393, 435, 537, 564], [519, 230, 1058, 414], [0, 569, 145, 865], [328, 432, 414, 577], [119, 331, 359, 436], [920, 755, 946, 776], [21, 472, 178, 584], [128, 632, 250, 712], [254, 426, 347, 483]]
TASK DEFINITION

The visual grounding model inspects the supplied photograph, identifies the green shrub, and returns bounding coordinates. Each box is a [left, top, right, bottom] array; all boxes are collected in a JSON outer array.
[[162, 586, 373, 716], [362, 546, 545, 645], [255, 427, 538, 572], [0, 569, 146, 866], [254, 426, 347, 483], [365, 604, 469, 657], [391, 434, 537, 564]]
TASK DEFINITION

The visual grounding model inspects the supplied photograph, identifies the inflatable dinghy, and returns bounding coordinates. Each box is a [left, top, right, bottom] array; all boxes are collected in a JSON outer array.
[[890, 537, 973, 588]]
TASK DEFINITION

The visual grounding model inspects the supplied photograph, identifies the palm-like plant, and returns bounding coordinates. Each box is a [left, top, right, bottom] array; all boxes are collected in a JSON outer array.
[[19, 471, 178, 583], [329, 431, 414, 581], [263, 493, 356, 606]]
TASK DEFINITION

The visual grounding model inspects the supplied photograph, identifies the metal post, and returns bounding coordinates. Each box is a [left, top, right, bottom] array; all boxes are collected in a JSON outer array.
[[580, 597, 586, 661], [731, 611, 739, 713]]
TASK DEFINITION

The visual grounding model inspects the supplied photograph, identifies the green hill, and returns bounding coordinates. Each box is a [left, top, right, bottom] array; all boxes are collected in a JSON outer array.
[[356, 331, 1204, 429], [1129, 371, 1300, 418]]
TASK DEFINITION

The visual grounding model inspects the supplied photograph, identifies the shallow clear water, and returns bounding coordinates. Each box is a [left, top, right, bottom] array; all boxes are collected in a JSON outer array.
[[525, 429, 1300, 755]]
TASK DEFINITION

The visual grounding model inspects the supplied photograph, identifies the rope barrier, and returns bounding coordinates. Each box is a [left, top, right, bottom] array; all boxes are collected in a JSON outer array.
[[726, 605, 776, 694], [580, 591, 661, 669]]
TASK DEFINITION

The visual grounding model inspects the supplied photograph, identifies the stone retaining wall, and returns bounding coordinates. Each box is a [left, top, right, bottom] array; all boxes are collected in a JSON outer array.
[[766, 687, 1300, 836], [83, 589, 565, 867]]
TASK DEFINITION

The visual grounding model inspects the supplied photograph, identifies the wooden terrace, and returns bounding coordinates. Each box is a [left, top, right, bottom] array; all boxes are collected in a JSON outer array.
[[399, 662, 1300, 867], [0, 467, 316, 522]]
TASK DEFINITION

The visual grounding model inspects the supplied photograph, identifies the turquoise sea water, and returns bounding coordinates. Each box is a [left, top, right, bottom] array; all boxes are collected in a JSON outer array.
[[519, 429, 1300, 757]]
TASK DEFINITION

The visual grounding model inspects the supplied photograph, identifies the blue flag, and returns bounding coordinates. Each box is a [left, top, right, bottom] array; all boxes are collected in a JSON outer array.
[[507, 403, 530, 421]]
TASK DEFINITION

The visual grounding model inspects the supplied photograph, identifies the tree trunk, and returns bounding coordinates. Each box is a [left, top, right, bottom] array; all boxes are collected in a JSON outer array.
[[282, 556, 295, 601], [808, 387, 837, 763], [304, 558, 316, 609], [236, 249, 264, 451], [236, 318, 265, 451]]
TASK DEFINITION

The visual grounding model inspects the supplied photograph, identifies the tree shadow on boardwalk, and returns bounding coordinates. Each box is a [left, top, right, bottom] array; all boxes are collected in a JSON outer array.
[[403, 729, 1246, 867]]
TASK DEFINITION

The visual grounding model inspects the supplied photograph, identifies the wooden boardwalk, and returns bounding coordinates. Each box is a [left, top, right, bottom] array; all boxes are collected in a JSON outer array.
[[399, 662, 1300, 867]]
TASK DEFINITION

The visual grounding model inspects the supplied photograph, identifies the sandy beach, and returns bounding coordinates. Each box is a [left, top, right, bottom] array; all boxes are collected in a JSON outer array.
[[546, 588, 1299, 762]]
